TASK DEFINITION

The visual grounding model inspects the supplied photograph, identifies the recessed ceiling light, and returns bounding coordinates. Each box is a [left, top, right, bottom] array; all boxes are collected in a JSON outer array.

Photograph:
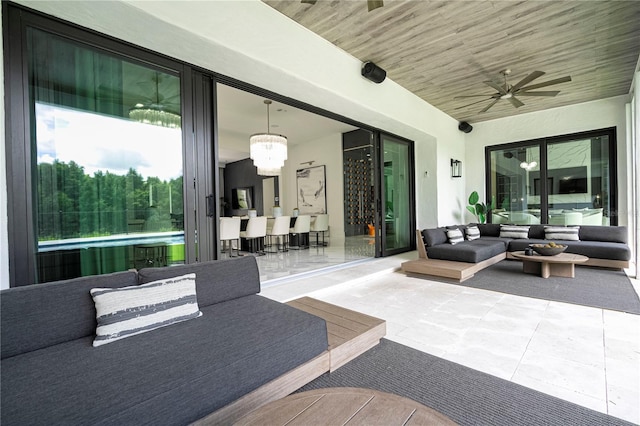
[[135, 103, 144, 108]]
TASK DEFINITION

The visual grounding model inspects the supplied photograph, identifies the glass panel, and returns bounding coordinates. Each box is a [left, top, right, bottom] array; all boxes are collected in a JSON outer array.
[[382, 137, 411, 250], [28, 28, 184, 283], [546, 137, 609, 226], [489, 146, 542, 225]]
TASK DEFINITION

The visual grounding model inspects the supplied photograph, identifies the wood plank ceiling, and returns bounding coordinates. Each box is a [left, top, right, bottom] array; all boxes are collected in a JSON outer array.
[[264, 1, 640, 123]]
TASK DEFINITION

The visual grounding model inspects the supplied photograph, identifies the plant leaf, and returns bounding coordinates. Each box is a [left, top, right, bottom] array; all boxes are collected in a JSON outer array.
[[466, 206, 476, 215], [479, 213, 486, 223], [475, 204, 485, 215], [468, 191, 479, 205]]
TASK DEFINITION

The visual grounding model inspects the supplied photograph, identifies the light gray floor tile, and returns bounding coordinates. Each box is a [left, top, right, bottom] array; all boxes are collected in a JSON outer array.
[[258, 249, 640, 424]]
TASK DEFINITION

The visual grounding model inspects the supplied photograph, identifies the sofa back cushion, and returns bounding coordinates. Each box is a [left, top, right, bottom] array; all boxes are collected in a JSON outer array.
[[579, 225, 628, 244], [138, 256, 260, 308], [1, 270, 138, 359], [477, 223, 500, 237], [421, 228, 448, 247], [528, 225, 546, 240]]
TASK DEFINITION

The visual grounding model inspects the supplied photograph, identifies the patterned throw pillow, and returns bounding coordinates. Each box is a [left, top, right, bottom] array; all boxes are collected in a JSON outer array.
[[465, 226, 480, 241], [499, 225, 530, 239], [545, 226, 580, 241], [446, 228, 464, 245], [91, 273, 202, 347]]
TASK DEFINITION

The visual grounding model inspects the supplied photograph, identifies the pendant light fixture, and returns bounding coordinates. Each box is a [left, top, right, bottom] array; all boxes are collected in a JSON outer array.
[[519, 148, 537, 171], [250, 100, 287, 176]]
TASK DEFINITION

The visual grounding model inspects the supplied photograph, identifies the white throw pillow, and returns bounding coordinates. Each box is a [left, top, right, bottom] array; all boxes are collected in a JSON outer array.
[[545, 226, 580, 241], [446, 228, 464, 245], [499, 225, 530, 239], [465, 226, 480, 241], [91, 273, 202, 347]]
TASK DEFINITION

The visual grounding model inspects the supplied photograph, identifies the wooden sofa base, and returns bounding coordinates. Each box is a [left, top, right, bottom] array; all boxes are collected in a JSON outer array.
[[402, 252, 506, 282]]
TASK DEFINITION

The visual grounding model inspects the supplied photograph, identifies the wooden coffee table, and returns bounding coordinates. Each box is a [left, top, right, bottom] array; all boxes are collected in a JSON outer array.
[[234, 387, 457, 425], [511, 251, 588, 278]]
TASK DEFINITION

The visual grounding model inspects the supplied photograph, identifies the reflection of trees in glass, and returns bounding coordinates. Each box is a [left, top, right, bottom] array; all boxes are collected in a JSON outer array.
[[37, 160, 183, 240]]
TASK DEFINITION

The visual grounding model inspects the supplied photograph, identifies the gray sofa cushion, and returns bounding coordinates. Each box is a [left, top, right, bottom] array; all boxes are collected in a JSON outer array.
[[427, 240, 505, 263], [507, 239, 630, 261], [579, 225, 628, 244], [0, 270, 138, 360], [0, 295, 328, 426], [507, 239, 548, 252], [138, 256, 260, 308], [475, 236, 512, 249], [528, 225, 546, 240], [477, 223, 500, 237], [422, 228, 447, 247], [564, 241, 631, 261]]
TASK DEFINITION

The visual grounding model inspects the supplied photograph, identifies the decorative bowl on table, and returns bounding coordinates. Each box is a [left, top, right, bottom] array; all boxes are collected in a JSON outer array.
[[530, 243, 567, 256]]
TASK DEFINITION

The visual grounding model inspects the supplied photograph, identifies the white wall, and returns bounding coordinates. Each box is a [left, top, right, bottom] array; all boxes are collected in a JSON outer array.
[[464, 96, 631, 226], [281, 134, 345, 240]]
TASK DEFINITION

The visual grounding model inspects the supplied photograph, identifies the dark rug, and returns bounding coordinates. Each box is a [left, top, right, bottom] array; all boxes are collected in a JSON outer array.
[[455, 260, 640, 314], [298, 339, 635, 426]]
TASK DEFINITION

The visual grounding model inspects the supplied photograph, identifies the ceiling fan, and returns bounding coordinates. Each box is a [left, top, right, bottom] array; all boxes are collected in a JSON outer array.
[[455, 69, 571, 114], [301, 0, 384, 12]]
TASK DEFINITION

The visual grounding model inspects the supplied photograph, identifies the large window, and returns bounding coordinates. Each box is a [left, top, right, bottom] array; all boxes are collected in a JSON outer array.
[[486, 128, 617, 226]]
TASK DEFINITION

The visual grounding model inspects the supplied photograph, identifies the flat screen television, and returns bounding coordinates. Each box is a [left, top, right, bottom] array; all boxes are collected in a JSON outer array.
[[558, 176, 588, 194], [530, 166, 588, 195]]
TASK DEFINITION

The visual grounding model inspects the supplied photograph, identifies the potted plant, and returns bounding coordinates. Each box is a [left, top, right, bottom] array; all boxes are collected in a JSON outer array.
[[466, 191, 495, 224]]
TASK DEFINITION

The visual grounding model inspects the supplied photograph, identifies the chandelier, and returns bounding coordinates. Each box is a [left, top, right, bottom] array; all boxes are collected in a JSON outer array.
[[129, 72, 181, 129], [129, 107, 181, 129], [250, 100, 287, 176]]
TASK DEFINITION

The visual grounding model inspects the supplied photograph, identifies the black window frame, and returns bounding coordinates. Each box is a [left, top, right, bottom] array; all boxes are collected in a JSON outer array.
[[484, 127, 618, 226]]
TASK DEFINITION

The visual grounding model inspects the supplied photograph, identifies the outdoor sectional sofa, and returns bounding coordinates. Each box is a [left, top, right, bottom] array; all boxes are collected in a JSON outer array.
[[0, 256, 330, 425], [402, 224, 631, 282]]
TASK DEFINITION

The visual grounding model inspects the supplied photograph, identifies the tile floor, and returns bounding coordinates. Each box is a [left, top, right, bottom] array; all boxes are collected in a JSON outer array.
[[259, 248, 640, 424]]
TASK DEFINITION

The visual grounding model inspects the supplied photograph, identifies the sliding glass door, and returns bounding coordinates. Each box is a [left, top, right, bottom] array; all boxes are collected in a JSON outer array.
[[5, 6, 218, 285], [27, 28, 186, 283], [379, 134, 415, 256], [486, 128, 617, 226]]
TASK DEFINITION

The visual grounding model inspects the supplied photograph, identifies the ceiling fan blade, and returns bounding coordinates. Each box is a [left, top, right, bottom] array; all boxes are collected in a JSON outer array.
[[301, 0, 317, 4], [511, 71, 545, 91], [520, 76, 572, 91], [480, 98, 500, 113], [367, 0, 384, 11], [484, 80, 507, 95], [508, 96, 525, 108], [517, 90, 560, 97], [454, 94, 496, 98], [455, 98, 495, 110]]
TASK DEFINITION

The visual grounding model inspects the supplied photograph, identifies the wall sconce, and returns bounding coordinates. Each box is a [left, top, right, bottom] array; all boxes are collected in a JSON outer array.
[[451, 159, 462, 178]]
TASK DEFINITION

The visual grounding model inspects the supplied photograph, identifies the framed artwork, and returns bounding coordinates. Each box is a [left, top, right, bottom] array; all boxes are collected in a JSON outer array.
[[296, 165, 326, 215]]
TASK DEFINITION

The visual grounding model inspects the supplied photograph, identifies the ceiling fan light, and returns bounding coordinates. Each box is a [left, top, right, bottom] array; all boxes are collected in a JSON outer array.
[[520, 161, 528, 169]]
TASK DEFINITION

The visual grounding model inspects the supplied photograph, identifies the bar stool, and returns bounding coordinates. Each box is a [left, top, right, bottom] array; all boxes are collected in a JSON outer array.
[[266, 215, 291, 253], [310, 214, 329, 247], [219, 217, 241, 257], [240, 216, 267, 255], [289, 215, 311, 249]]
